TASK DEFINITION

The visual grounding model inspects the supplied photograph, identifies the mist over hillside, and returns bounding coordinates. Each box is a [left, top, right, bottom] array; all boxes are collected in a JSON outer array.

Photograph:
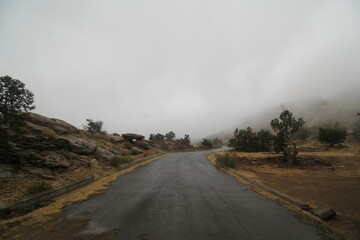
[[208, 85, 360, 141]]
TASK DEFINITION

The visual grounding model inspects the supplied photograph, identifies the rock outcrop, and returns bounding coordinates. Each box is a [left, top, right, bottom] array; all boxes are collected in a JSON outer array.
[[122, 133, 145, 141], [0, 113, 157, 180]]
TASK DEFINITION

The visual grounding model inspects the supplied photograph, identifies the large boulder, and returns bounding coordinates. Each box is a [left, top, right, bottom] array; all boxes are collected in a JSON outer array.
[[95, 146, 114, 161], [106, 135, 124, 143], [122, 133, 145, 141], [26, 113, 79, 135], [134, 140, 151, 150], [43, 153, 70, 168], [59, 135, 97, 155]]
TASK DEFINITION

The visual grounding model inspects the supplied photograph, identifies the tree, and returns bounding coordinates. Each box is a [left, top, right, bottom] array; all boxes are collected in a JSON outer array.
[[165, 131, 176, 141], [201, 138, 213, 149], [179, 134, 191, 146], [150, 133, 165, 142], [84, 119, 104, 133], [211, 138, 223, 148], [270, 108, 305, 166], [0, 75, 35, 123], [318, 125, 346, 145], [353, 113, 360, 141], [257, 129, 274, 151], [0, 76, 35, 163]]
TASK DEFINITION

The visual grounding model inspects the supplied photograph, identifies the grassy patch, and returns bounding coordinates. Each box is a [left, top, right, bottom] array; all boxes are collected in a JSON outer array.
[[215, 152, 236, 168], [25, 182, 52, 196], [110, 155, 132, 167]]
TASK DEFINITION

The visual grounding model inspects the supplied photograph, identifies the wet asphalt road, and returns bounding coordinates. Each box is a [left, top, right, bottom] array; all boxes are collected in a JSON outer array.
[[64, 150, 328, 240]]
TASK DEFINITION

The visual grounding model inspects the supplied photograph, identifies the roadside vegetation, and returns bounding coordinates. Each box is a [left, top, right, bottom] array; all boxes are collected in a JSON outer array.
[[215, 107, 360, 240], [110, 156, 133, 167], [25, 182, 52, 196]]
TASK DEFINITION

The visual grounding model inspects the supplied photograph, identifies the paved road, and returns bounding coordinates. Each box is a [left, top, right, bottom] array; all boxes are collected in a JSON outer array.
[[64, 150, 329, 240]]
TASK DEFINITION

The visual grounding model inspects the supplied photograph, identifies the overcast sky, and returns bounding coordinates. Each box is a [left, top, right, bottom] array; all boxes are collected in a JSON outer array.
[[1, 0, 359, 139]]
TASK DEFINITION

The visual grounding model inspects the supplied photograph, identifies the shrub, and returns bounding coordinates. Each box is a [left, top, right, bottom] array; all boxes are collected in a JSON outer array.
[[110, 155, 132, 167], [215, 153, 236, 168], [123, 141, 133, 150], [121, 149, 131, 156], [165, 131, 176, 141], [228, 127, 273, 152], [83, 119, 104, 133], [353, 119, 360, 142], [131, 148, 140, 155], [201, 138, 213, 149], [318, 127, 346, 145], [25, 182, 52, 196]]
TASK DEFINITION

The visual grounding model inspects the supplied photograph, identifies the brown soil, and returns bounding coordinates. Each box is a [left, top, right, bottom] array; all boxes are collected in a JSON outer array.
[[216, 148, 360, 240]]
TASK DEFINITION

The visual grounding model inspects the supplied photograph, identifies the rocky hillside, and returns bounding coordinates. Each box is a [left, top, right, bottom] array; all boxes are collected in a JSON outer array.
[[0, 113, 159, 187]]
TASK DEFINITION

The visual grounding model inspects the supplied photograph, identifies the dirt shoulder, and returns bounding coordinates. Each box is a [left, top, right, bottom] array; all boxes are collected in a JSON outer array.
[[211, 150, 360, 240]]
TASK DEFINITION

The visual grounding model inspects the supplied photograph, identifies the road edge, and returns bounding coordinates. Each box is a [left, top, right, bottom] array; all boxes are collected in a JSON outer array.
[[0, 153, 173, 239], [206, 153, 345, 240]]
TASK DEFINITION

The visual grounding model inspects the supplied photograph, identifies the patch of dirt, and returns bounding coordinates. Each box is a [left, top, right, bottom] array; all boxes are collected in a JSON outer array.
[[218, 149, 360, 240]]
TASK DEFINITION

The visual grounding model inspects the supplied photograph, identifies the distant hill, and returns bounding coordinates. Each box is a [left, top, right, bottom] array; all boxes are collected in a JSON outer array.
[[208, 85, 360, 142]]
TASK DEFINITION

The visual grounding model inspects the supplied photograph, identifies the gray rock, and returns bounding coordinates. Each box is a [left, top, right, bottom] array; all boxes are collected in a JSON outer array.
[[95, 146, 114, 160], [122, 133, 145, 141], [38, 174, 56, 180], [134, 140, 150, 150], [26, 113, 78, 134], [24, 121, 57, 136], [59, 135, 97, 155], [43, 154, 70, 168], [311, 206, 336, 220], [89, 158, 99, 167], [106, 135, 124, 143]]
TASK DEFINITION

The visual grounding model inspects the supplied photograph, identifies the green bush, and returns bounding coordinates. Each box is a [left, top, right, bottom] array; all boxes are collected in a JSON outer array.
[[318, 127, 346, 145], [228, 127, 273, 152], [131, 148, 140, 155], [215, 153, 236, 168], [25, 182, 52, 196], [110, 155, 132, 167]]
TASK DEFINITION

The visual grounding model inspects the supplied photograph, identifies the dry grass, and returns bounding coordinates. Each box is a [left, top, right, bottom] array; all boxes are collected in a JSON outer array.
[[208, 145, 360, 240]]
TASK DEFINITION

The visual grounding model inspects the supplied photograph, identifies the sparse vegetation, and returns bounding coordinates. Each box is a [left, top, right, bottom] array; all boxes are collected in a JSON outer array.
[[25, 182, 52, 196], [211, 138, 223, 148], [201, 138, 213, 149], [83, 119, 104, 133], [131, 148, 140, 155], [110, 155, 132, 167], [165, 131, 176, 141], [123, 141, 133, 150], [215, 153, 236, 168], [270, 108, 305, 166], [179, 134, 191, 147], [318, 124, 347, 145], [353, 114, 360, 142]]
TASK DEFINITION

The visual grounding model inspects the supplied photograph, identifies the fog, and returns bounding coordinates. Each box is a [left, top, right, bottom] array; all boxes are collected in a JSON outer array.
[[1, 0, 359, 139]]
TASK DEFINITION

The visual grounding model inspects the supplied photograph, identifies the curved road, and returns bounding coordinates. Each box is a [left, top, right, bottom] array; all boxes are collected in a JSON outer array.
[[64, 150, 329, 240]]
